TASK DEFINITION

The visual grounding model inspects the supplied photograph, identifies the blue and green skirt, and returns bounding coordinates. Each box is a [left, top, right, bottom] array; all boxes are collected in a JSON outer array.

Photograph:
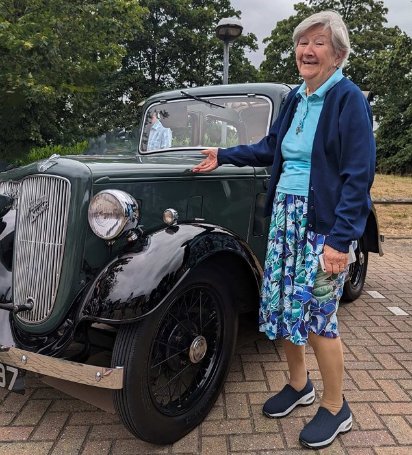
[[259, 192, 347, 346]]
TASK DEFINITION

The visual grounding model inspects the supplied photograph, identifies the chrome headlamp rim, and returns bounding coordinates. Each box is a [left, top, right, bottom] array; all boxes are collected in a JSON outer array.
[[163, 208, 179, 226], [88, 189, 139, 240]]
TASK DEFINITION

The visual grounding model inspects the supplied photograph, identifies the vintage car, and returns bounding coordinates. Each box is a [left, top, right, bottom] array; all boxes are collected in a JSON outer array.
[[0, 83, 382, 444]]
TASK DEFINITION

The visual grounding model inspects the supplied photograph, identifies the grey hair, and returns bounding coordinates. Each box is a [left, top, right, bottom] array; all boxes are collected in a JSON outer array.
[[293, 10, 351, 67]]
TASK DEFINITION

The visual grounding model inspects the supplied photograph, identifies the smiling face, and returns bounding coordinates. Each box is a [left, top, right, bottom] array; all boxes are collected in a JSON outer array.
[[295, 25, 343, 94]]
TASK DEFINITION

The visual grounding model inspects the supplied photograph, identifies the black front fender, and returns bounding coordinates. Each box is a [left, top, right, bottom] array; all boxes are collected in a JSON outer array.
[[79, 223, 261, 323]]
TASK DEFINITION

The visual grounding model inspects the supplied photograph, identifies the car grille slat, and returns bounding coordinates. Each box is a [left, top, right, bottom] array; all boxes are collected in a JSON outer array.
[[12, 175, 71, 323]]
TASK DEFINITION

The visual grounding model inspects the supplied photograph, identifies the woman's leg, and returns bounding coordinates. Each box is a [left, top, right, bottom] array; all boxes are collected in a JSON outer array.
[[308, 332, 344, 414], [263, 339, 314, 418], [283, 339, 307, 391]]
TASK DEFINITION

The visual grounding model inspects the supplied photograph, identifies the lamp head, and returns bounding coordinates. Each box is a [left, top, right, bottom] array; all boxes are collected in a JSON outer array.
[[216, 18, 243, 42]]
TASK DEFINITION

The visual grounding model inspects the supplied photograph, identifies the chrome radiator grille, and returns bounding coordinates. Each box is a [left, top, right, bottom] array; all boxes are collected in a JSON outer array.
[[12, 175, 71, 323]]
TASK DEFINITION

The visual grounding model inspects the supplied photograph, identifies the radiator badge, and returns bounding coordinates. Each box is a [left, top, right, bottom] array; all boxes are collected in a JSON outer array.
[[29, 196, 49, 223], [37, 154, 60, 172]]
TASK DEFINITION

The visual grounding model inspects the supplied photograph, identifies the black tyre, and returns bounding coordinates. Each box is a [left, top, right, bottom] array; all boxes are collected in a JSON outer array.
[[342, 238, 369, 302], [111, 265, 238, 444]]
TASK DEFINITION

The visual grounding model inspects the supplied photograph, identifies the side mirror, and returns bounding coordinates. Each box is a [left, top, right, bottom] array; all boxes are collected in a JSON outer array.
[[0, 194, 13, 218]]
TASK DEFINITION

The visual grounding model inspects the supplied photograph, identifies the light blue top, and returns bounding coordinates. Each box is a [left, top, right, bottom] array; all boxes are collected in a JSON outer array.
[[147, 120, 172, 151], [277, 68, 344, 196]]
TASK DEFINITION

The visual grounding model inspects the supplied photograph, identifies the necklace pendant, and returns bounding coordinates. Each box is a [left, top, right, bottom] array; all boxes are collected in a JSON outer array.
[[296, 125, 302, 134]]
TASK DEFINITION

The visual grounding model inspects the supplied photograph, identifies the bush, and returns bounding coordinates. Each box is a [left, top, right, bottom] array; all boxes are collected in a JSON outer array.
[[377, 144, 412, 175], [20, 141, 89, 165]]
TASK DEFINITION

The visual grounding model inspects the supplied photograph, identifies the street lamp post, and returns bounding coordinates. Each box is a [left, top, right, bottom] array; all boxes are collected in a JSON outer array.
[[215, 18, 243, 84]]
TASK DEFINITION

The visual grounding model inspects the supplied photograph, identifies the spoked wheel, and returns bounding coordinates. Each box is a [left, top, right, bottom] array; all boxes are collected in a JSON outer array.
[[112, 265, 238, 444], [342, 237, 369, 302]]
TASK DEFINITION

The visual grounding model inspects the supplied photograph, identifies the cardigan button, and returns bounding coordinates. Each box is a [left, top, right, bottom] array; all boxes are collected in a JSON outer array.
[[310, 186, 314, 191], [310, 205, 314, 210], [308, 223, 313, 228]]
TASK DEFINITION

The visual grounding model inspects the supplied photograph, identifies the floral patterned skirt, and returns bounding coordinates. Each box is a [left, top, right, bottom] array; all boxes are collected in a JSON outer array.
[[259, 192, 347, 346]]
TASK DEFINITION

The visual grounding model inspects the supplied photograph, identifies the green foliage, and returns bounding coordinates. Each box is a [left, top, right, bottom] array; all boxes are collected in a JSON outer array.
[[260, 1, 401, 89], [20, 141, 89, 165], [0, 0, 258, 165], [260, 3, 313, 83], [120, 0, 259, 100], [0, 0, 145, 162], [369, 33, 412, 175]]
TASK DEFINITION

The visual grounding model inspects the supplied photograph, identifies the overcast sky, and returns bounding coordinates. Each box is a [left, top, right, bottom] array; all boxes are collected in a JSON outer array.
[[231, 0, 412, 67]]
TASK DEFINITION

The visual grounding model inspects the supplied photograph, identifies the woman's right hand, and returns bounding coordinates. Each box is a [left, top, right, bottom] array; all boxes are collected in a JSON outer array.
[[192, 147, 218, 173]]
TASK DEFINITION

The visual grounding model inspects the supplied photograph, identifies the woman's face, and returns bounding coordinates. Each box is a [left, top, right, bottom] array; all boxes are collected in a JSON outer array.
[[295, 25, 342, 91]]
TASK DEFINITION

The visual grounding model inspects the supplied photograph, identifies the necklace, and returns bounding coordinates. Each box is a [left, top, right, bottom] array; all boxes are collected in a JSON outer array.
[[295, 98, 309, 135]]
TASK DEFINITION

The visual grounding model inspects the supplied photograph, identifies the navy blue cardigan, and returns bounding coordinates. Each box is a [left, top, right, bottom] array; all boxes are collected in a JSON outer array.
[[217, 78, 376, 253]]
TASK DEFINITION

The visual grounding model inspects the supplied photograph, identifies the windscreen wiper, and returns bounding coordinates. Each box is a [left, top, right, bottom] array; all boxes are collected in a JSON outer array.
[[180, 91, 225, 109]]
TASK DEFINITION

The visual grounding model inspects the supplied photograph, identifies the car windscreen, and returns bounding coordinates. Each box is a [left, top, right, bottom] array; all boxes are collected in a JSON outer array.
[[139, 95, 272, 153]]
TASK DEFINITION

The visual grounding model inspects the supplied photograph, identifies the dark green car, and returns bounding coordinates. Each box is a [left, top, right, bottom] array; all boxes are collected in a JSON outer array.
[[0, 83, 382, 444]]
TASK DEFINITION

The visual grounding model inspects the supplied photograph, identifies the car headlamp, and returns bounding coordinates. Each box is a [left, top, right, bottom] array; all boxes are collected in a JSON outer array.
[[88, 190, 139, 240], [163, 208, 179, 226]]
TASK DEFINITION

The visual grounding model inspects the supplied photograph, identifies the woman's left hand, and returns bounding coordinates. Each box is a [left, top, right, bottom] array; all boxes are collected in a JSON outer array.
[[322, 245, 348, 274]]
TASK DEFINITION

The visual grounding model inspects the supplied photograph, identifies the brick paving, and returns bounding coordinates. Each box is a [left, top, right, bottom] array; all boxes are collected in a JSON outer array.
[[0, 239, 411, 454]]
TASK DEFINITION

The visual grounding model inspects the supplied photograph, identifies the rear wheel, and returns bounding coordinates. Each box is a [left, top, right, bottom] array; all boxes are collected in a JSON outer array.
[[111, 265, 238, 444], [342, 238, 368, 302]]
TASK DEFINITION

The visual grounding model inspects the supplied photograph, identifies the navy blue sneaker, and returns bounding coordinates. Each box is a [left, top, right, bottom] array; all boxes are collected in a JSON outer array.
[[299, 398, 352, 449], [263, 375, 315, 418]]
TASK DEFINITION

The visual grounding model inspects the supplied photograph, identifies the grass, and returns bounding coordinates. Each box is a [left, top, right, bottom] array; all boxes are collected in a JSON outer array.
[[371, 174, 412, 237]]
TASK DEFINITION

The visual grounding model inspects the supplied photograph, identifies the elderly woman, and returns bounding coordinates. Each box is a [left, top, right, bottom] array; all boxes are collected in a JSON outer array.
[[193, 10, 375, 449]]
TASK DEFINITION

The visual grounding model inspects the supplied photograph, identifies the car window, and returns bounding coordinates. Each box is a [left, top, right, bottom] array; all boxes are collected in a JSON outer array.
[[80, 95, 272, 157], [139, 95, 272, 153]]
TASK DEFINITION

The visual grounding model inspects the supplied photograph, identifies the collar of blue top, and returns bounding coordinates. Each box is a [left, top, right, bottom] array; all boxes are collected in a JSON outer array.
[[297, 68, 344, 100]]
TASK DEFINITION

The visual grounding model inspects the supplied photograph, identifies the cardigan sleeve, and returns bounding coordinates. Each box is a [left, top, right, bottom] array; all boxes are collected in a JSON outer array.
[[324, 88, 376, 252]]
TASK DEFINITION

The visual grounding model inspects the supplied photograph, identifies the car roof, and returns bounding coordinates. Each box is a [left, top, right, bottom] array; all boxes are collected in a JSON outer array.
[[145, 83, 292, 105]]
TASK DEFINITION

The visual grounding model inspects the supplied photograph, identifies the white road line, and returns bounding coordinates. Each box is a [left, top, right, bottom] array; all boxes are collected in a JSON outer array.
[[387, 306, 409, 316], [366, 290, 385, 299]]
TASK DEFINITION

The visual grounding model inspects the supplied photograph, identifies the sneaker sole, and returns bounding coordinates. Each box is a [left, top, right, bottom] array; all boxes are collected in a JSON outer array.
[[263, 388, 316, 418], [299, 414, 353, 449]]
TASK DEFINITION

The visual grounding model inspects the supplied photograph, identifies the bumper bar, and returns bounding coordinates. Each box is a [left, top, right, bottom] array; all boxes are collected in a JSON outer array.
[[0, 345, 124, 389]]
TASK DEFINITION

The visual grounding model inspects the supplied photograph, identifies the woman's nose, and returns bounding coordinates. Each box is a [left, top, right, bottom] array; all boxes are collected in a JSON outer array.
[[303, 43, 315, 55]]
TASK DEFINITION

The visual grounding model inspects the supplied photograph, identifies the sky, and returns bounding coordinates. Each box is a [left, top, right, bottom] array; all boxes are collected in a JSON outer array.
[[231, 0, 412, 67]]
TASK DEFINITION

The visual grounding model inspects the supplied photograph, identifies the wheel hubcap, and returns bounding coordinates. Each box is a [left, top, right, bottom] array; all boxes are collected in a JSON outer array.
[[189, 335, 207, 363], [359, 251, 364, 265]]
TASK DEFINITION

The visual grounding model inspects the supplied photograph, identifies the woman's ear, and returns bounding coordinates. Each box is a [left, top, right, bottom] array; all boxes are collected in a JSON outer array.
[[335, 51, 345, 68]]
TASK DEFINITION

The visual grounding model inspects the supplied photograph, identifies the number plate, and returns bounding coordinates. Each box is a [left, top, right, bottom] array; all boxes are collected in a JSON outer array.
[[0, 362, 25, 393]]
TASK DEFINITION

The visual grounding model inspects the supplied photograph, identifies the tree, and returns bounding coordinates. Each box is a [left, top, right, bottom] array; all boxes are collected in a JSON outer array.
[[370, 33, 412, 174], [260, 0, 400, 89], [120, 0, 258, 102], [260, 3, 312, 83], [0, 0, 145, 162]]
